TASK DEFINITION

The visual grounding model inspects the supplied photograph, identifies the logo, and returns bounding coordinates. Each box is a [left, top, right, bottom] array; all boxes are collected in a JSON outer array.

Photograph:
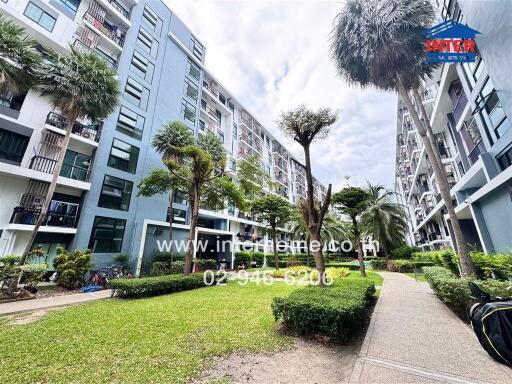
[[421, 20, 481, 63]]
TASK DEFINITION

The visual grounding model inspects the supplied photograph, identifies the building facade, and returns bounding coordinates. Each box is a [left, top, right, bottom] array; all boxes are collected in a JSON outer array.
[[395, 0, 512, 253], [0, 0, 325, 274]]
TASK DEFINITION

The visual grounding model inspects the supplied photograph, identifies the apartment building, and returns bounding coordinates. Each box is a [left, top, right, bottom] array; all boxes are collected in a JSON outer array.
[[394, 0, 512, 253], [0, 0, 324, 274]]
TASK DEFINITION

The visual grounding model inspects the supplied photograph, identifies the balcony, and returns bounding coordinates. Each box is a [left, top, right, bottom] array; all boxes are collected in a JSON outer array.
[[45, 112, 102, 143], [29, 156, 91, 182], [72, 40, 118, 68], [10, 205, 78, 228], [83, 12, 126, 48], [104, 0, 131, 19], [468, 140, 486, 166]]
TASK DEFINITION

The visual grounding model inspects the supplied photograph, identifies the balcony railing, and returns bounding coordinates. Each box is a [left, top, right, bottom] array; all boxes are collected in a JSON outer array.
[[468, 140, 486, 165], [452, 92, 468, 125], [83, 13, 125, 47], [29, 156, 91, 182], [72, 40, 118, 68], [46, 112, 102, 143], [10, 207, 78, 228], [106, 0, 131, 19]]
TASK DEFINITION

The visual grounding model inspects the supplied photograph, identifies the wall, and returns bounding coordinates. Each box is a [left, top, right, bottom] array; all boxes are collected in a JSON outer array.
[[477, 184, 512, 252]]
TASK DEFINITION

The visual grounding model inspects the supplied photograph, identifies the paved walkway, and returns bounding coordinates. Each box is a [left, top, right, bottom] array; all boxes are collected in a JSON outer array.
[[350, 272, 512, 384], [0, 289, 112, 315]]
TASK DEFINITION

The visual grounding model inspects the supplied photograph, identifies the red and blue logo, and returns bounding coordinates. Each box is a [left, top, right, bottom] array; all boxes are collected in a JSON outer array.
[[421, 20, 481, 63]]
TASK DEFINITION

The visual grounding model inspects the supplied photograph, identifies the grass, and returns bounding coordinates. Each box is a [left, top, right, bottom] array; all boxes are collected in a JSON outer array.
[[246, 266, 275, 272], [0, 282, 297, 384], [0, 271, 383, 384], [403, 272, 426, 282]]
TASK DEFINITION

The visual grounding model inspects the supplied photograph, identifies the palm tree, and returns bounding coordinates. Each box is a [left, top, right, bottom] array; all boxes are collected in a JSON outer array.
[[361, 183, 408, 260], [330, 0, 474, 275], [151, 121, 195, 266], [0, 14, 41, 95], [20, 48, 120, 264]]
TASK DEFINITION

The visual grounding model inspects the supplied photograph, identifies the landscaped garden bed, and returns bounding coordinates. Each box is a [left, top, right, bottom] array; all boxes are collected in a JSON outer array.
[[272, 278, 376, 342]]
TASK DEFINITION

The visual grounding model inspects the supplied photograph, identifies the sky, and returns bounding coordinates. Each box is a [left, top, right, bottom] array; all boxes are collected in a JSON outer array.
[[165, 0, 398, 191]]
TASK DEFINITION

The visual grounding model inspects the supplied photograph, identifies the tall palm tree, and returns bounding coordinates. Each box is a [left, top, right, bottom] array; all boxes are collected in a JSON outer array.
[[361, 183, 408, 260], [20, 48, 120, 264], [151, 121, 195, 266], [0, 14, 41, 95], [330, 0, 474, 275]]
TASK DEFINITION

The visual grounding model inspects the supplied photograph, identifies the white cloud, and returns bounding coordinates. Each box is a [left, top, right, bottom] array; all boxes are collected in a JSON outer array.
[[165, 0, 397, 190]]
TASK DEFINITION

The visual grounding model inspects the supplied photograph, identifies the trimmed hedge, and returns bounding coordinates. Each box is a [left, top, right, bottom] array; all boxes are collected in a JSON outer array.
[[234, 251, 266, 267], [387, 259, 435, 273], [271, 279, 375, 342], [370, 259, 387, 270], [325, 262, 361, 271], [412, 249, 459, 275], [423, 266, 512, 318], [109, 273, 214, 298]]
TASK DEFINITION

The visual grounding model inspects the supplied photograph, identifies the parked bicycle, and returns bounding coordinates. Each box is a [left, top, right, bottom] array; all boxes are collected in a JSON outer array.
[[84, 264, 132, 288]]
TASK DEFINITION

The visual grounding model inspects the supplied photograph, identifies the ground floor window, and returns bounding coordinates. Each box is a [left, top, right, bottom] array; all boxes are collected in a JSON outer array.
[[89, 216, 126, 253]]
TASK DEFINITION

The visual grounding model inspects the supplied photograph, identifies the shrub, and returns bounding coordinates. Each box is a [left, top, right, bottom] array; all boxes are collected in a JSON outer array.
[[53, 248, 92, 289], [113, 253, 130, 265], [152, 252, 185, 263], [413, 249, 459, 275], [21, 263, 47, 288], [0, 255, 21, 281], [193, 258, 217, 271], [235, 251, 265, 267], [390, 245, 420, 259], [326, 267, 351, 279], [387, 259, 435, 273], [423, 266, 512, 318], [272, 279, 375, 342], [470, 251, 512, 280], [325, 262, 361, 271], [370, 259, 387, 270], [109, 273, 213, 298], [150, 261, 184, 276]]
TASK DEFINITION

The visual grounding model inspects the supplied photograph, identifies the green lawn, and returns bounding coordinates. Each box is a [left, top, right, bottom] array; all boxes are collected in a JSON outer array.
[[0, 273, 382, 384], [403, 272, 426, 282]]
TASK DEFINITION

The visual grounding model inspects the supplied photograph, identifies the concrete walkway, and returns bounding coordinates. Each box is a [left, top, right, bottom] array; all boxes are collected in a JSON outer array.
[[351, 272, 512, 384], [0, 289, 112, 315]]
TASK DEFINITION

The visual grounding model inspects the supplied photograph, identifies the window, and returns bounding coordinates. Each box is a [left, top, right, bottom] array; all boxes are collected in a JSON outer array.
[[142, 5, 161, 34], [181, 99, 196, 125], [474, 77, 510, 140], [219, 94, 226, 105], [167, 208, 186, 223], [54, 0, 80, 16], [228, 102, 235, 114], [190, 35, 204, 61], [116, 106, 144, 140], [98, 175, 133, 211], [184, 78, 198, 101], [130, 51, 154, 82], [232, 123, 237, 138], [215, 110, 222, 126], [108, 139, 139, 174], [462, 55, 484, 89], [218, 131, 224, 143], [89, 216, 126, 253], [24, 2, 56, 32], [137, 28, 159, 58], [124, 77, 150, 110], [61, 150, 91, 181], [187, 59, 201, 82], [497, 147, 512, 171], [173, 191, 188, 205], [0, 128, 29, 164]]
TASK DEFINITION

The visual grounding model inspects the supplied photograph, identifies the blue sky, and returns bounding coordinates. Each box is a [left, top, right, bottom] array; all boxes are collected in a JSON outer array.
[[166, 0, 398, 190]]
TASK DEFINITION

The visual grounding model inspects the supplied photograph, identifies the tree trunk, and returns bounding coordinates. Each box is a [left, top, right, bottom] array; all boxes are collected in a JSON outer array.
[[184, 183, 200, 275], [303, 143, 327, 286], [310, 231, 326, 287], [396, 77, 474, 276], [353, 217, 366, 277], [20, 111, 79, 265], [411, 88, 444, 172], [168, 189, 174, 268], [306, 236, 311, 267], [381, 236, 390, 261], [272, 227, 279, 270]]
